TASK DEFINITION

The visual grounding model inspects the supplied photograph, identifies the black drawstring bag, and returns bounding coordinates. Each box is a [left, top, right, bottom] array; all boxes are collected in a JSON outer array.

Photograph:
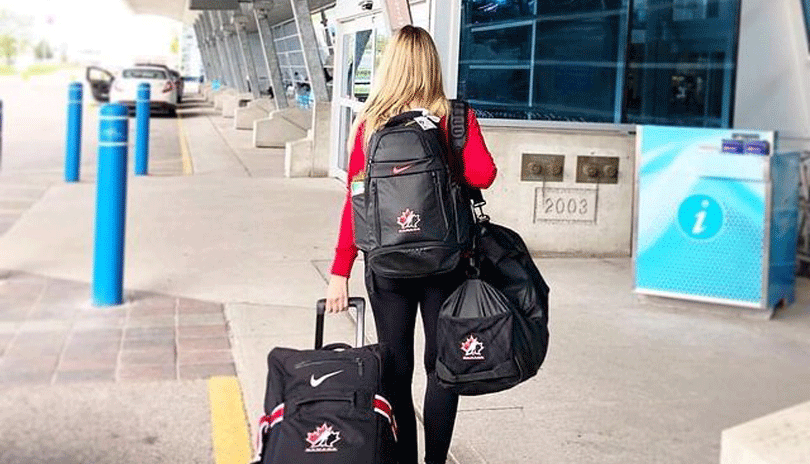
[[435, 190, 550, 395]]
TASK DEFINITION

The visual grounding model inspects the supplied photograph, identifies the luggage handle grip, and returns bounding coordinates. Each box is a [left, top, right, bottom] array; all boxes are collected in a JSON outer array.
[[315, 297, 366, 349], [320, 342, 352, 351]]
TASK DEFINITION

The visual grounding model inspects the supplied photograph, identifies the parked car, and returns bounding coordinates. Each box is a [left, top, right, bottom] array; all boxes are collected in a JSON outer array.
[[109, 66, 178, 115], [86, 66, 115, 102], [182, 75, 204, 95], [135, 63, 184, 102]]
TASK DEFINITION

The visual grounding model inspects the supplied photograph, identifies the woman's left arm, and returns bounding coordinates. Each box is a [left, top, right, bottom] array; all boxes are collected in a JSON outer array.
[[461, 109, 497, 189]]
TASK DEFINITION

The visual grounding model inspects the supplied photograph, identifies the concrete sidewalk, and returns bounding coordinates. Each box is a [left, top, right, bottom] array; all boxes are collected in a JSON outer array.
[[1, 92, 809, 463]]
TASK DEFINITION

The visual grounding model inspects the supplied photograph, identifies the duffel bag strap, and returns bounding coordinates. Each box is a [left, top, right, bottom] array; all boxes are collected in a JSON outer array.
[[373, 394, 398, 442]]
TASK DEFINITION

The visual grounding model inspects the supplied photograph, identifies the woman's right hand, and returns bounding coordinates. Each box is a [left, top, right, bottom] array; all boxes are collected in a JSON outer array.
[[325, 275, 349, 313]]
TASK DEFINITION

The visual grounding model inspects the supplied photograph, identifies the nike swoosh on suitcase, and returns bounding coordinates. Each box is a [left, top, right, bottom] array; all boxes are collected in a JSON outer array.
[[310, 370, 344, 387]]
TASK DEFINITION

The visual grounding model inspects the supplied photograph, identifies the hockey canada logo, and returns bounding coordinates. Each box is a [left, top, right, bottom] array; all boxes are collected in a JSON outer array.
[[305, 423, 341, 452], [397, 209, 421, 233], [461, 335, 485, 360]]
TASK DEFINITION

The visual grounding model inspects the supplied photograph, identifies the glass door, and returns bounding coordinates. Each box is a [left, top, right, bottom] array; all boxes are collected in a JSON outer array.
[[330, 14, 390, 179]]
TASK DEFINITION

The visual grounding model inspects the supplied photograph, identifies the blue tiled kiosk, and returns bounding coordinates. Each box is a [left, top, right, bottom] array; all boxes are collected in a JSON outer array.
[[635, 126, 801, 315]]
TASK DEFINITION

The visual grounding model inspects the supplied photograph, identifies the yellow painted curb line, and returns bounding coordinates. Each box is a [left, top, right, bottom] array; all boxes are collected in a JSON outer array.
[[177, 114, 194, 175], [208, 376, 253, 464]]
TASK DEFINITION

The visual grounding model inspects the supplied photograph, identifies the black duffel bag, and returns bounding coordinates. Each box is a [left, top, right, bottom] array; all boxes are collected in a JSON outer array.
[[436, 191, 550, 395]]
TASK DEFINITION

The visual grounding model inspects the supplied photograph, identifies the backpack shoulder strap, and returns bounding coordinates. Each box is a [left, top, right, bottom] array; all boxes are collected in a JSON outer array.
[[448, 99, 468, 154], [448, 100, 486, 207]]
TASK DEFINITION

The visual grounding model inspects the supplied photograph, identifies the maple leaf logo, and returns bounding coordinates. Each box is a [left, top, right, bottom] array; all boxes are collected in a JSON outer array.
[[305, 423, 341, 452], [396, 209, 421, 232], [460, 335, 485, 360]]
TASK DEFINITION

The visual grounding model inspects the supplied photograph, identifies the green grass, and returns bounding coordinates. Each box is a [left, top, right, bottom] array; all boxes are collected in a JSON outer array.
[[0, 62, 80, 79]]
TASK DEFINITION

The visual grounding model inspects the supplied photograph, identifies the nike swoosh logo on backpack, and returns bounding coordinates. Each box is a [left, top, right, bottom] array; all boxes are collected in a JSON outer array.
[[392, 164, 413, 175], [310, 370, 344, 387]]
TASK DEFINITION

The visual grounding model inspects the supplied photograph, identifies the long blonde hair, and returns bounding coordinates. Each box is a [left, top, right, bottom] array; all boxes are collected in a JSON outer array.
[[349, 25, 450, 152]]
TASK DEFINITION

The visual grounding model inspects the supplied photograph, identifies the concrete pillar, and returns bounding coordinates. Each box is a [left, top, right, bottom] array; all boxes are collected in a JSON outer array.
[[212, 11, 239, 89], [193, 22, 216, 81], [196, 17, 213, 80], [247, 32, 269, 95], [286, 0, 331, 177], [219, 11, 249, 94], [289, 0, 329, 103], [207, 11, 238, 88], [198, 15, 221, 84], [233, 13, 261, 99], [254, 4, 289, 109]]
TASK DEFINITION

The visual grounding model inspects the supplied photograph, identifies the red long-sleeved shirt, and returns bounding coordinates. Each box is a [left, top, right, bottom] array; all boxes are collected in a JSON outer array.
[[331, 108, 497, 277]]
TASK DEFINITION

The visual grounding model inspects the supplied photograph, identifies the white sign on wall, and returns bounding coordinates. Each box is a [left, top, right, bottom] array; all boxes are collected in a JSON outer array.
[[381, 0, 413, 33]]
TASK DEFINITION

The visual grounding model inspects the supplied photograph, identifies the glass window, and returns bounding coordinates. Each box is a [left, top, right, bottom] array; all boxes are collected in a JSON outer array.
[[624, 0, 739, 127], [457, 0, 740, 127], [123, 69, 168, 79], [458, 0, 626, 122], [353, 30, 374, 102]]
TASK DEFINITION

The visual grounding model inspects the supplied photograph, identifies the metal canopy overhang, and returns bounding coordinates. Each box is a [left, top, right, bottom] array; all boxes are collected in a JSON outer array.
[[123, 0, 336, 28]]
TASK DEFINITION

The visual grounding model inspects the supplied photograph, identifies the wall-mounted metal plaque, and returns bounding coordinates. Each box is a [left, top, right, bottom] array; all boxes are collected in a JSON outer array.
[[521, 154, 565, 182], [576, 156, 620, 184]]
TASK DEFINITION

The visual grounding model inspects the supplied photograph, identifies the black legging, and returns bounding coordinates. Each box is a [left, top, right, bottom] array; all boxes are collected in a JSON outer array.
[[365, 266, 465, 464]]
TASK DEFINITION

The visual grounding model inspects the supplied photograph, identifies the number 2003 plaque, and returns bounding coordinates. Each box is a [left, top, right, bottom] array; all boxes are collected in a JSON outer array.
[[535, 187, 598, 223]]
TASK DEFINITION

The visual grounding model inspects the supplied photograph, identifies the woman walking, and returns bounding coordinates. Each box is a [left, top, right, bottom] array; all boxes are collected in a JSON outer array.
[[325, 25, 497, 464]]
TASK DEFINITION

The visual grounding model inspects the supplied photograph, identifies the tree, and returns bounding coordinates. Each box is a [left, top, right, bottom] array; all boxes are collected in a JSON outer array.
[[34, 40, 53, 60], [0, 9, 32, 65], [0, 35, 17, 65]]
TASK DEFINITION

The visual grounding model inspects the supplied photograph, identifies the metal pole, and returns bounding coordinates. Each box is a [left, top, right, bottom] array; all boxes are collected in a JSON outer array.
[[254, 6, 289, 109], [93, 103, 129, 307], [65, 82, 83, 182], [135, 83, 150, 176]]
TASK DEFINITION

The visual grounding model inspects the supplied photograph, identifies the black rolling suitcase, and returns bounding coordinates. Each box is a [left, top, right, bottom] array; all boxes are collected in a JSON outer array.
[[254, 298, 398, 464]]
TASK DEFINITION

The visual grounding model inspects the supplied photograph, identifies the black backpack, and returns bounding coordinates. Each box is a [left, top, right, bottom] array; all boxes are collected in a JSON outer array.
[[352, 100, 474, 278]]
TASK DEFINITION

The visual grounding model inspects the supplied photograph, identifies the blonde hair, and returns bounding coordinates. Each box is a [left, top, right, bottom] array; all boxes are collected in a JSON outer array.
[[349, 25, 449, 152]]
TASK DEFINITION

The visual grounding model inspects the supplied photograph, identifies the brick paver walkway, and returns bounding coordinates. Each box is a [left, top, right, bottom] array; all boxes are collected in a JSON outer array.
[[0, 270, 235, 385]]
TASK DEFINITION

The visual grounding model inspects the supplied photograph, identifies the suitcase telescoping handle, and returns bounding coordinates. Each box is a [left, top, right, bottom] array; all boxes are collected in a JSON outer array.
[[315, 297, 366, 350]]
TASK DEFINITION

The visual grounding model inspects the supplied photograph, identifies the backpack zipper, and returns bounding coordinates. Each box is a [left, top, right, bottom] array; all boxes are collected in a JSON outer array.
[[432, 171, 450, 231], [372, 181, 381, 244]]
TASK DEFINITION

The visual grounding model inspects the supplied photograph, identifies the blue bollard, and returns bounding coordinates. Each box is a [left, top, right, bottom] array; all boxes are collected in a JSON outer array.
[[65, 82, 83, 182], [135, 83, 150, 176], [92, 104, 129, 306]]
